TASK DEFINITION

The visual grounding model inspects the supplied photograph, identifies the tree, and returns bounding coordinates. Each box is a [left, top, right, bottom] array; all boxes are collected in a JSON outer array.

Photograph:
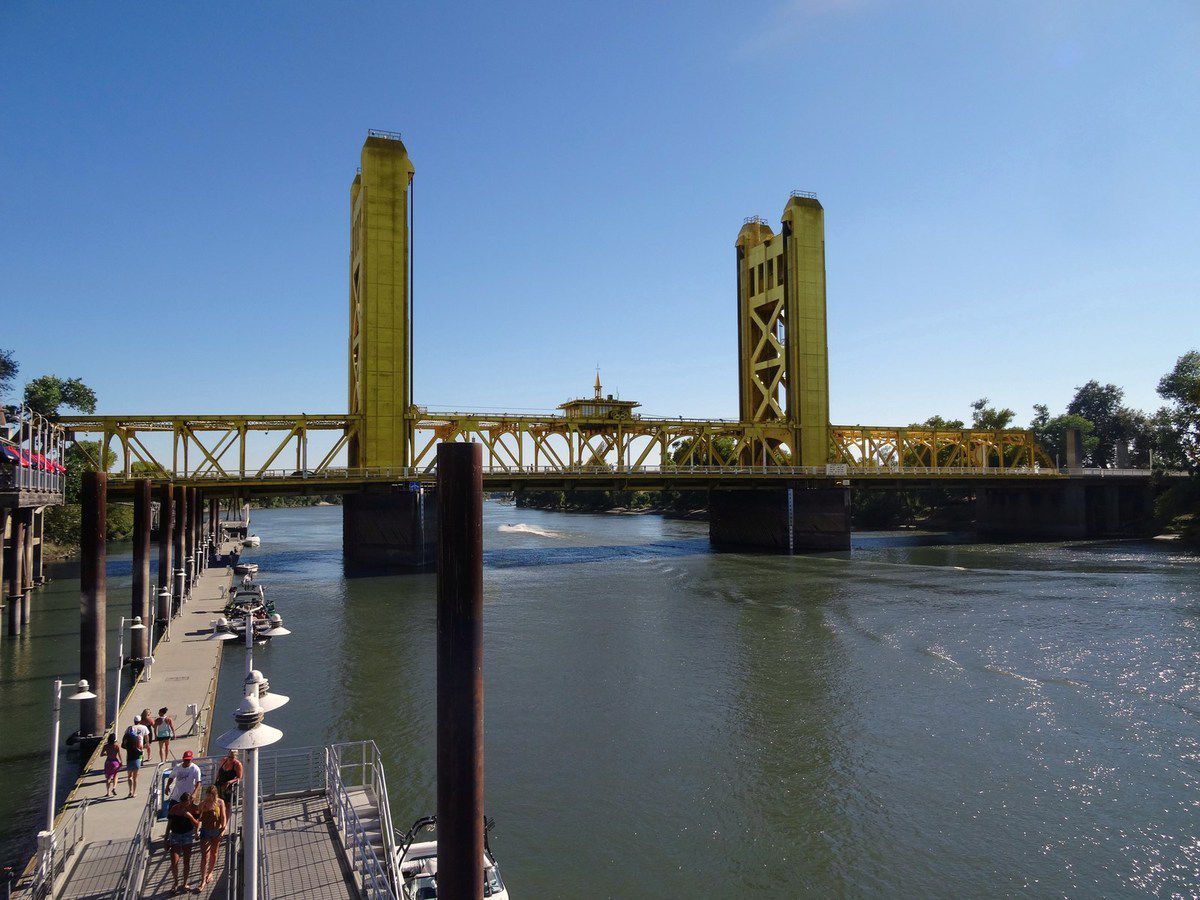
[[669, 436, 737, 466], [24, 375, 97, 419], [970, 398, 1015, 430], [0, 348, 17, 401], [913, 415, 966, 430], [1157, 351, 1200, 470], [1033, 412, 1098, 466], [1067, 380, 1136, 467]]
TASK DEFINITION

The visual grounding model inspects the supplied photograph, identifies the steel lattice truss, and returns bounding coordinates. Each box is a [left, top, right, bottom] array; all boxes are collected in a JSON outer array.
[[61, 411, 1056, 483]]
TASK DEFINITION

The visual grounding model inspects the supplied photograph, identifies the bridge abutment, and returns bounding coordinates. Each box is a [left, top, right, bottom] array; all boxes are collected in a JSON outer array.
[[709, 484, 851, 553], [343, 486, 437, 575], [974, 482, 1153, 540]]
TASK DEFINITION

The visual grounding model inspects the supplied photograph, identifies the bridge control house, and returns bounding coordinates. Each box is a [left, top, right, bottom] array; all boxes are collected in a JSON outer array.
[[558, 374, 640, 421]]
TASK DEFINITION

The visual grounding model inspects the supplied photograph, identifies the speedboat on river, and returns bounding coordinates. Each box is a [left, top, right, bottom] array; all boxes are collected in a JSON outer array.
[[396, 816, 509, 899]]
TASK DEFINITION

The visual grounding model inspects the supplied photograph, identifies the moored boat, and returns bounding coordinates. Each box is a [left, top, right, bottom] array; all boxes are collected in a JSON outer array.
[[396, 816, 509, 899]]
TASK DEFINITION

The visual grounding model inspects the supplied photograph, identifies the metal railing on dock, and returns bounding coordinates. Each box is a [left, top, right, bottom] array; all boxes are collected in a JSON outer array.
[[27, 800, 88, 899], [326, 742, 399, 899]]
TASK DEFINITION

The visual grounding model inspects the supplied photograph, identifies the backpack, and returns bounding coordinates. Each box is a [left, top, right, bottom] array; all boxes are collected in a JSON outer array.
[[122, 727, 140, 754]]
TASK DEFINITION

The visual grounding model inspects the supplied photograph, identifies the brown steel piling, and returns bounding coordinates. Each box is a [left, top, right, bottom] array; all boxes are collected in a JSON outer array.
[[132, 480, 152, 662], [436, 442, 485, 900], [173, 484, 187, 608], [5, 511, 22, 636], [20, 508, 33, 625], [80, 471, 106, 737], [157, 483, 173, 629]]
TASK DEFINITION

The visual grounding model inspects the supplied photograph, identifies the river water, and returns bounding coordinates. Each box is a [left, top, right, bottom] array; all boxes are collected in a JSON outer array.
[[1, 504, 1197, 896]]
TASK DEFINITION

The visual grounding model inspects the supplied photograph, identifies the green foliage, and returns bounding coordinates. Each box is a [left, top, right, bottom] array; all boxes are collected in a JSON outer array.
[[106, 503, 135, 541], [64, 441, 117, 504], [253, 495, 342, 508], [913, 415, 966, 430], [23, 375, 97, 419], [42, 503, 133, 547], [42, 504, 81, 547], [970, 398, 1015, 430], [1032, 412, 1098, 466], [0, 348, 17, 401], [669, 436, 738, 465], [1157, 351, 1200, 470], [1066, 380, 1137, 467]]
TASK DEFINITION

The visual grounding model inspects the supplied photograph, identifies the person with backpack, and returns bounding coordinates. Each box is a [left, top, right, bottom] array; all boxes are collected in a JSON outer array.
[[123, 716, 150, 798]]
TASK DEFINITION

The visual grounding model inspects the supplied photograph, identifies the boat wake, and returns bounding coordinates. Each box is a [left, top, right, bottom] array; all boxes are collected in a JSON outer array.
[[498, 523, 564, 538]]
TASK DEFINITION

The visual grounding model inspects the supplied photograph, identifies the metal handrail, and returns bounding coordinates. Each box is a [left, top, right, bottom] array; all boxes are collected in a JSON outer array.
[[29, 800, 88, 899], [258, 788, 272, 900], [325, 746, 398, 900], [113, 765, 163, 900], [331, 741, 402, 892]]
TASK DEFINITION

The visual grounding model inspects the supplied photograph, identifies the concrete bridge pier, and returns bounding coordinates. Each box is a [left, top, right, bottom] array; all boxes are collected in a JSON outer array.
[[709, 484, 851, 554], [343, 485, 438, 575], [974, 481, 1153, 540]]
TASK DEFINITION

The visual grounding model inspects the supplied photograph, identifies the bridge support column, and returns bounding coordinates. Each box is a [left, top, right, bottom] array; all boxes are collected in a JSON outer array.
[[343, 486, 437, 575], [974, 482, 1153, 540], [709, 484, 850, 553]]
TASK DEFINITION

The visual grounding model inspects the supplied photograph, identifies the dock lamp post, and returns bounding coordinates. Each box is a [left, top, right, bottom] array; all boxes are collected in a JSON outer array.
[[211, 613, 290, 900], [45, 679, 96, 832], [215, 693, 282, 900], [113, 616, 146, 725]]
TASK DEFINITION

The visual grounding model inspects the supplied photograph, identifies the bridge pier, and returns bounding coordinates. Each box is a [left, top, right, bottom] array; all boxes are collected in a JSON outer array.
[[709, 484, 851, 553], [343, 485, 438, 575], [974, 481, 1153, 540]]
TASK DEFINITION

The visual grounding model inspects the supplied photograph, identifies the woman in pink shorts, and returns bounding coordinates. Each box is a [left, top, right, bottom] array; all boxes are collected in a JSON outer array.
[[101, 733, 122, 796]]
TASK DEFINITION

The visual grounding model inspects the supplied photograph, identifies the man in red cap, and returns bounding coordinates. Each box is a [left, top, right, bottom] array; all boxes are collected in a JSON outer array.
[[166, 749, 203, 805]]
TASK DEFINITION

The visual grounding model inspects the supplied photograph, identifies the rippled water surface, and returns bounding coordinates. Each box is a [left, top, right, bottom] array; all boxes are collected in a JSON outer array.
[[2, 504, 1198, 896]]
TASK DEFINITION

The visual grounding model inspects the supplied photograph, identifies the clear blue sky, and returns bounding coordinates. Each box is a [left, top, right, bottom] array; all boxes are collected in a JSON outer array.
[[2, 2, 1197, 427]]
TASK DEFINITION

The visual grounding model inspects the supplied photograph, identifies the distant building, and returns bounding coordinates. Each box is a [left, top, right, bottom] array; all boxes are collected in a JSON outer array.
[[558, 373, 640, 420]]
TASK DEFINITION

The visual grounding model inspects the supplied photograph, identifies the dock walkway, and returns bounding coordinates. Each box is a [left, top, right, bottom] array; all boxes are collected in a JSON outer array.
[[17, 547, 236, 898]]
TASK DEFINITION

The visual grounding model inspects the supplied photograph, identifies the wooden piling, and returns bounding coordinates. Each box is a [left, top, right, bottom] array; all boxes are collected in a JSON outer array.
[[436, 441, 485, 900], [132, 480, 152, 662], [80, 471, 106, 737]]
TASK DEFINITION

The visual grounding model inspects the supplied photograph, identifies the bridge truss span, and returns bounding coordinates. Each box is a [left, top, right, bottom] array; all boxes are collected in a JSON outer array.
[[62, 410, 1059, 485]]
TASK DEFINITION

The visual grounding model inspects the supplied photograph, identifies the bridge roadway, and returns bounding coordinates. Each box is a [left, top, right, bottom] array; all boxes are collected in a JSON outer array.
[[94, 463, 1152, 499]]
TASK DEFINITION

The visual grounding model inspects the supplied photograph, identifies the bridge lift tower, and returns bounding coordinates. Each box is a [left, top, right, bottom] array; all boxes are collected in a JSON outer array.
[[342, 132, 432, 571]]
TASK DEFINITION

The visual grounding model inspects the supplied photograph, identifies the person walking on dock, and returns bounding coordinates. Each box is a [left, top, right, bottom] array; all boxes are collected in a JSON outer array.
[[196, 784, 227, 891], [166, 791, 201, 894], [123, 716, 150, 798], [214, 748, 241, 802], [155, 706, 176, 762], [166, 750, 202, 805], [101, 733, 122, 797]]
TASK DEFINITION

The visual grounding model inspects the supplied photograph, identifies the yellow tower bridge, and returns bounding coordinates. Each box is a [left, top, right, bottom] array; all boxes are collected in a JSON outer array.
[[62, 132, 1150, 568]]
